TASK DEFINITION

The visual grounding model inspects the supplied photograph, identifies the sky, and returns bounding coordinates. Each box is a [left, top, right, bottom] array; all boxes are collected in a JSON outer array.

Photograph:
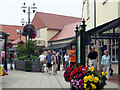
[[0, 0, 83, 26]]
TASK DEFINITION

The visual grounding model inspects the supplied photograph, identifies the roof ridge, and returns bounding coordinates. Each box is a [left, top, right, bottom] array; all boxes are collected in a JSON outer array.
[[37, 12, 81, 19], [0, 24, 23, 27]]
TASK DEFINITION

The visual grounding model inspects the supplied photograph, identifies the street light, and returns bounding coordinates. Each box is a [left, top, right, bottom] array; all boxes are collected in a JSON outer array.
[[21, 2, 37, 58], [16, 28, 22, 41], [21, 2, 37, 24]]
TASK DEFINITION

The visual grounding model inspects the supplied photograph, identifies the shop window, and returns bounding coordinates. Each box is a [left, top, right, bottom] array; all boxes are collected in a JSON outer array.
[[109, 39, 118, 62]]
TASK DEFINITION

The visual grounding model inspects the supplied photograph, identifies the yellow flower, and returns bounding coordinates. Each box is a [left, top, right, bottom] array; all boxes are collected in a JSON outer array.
[[90, 83, 96, 89], [88, 67, 91, 71], [102, 72, 105, 76], [105, 72, 108, 76], [84, 83, 87, 88], [88, 66, 94, 72], [84, 76, 89, 82], [91, 66, 94, 72], [88, 75, 93, 82], [94, 77, 99, 83], [91, 74, 94, 77]]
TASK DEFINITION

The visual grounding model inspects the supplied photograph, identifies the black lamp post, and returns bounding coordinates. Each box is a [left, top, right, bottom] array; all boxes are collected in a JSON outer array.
[[21, 2, 37, 24], [4, 33, 9, 71], [21, 2, 37, 57], [75, 19, 86, 66]]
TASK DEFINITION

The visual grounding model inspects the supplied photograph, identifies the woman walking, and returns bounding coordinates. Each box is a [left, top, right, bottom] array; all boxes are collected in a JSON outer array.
[[101, 50, 111, 79], [56, 52, 61, 71], [52, 51, 58, 75]]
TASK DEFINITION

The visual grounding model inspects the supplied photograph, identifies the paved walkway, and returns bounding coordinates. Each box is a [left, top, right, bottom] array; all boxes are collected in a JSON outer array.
[[0, 64, 120, 89]]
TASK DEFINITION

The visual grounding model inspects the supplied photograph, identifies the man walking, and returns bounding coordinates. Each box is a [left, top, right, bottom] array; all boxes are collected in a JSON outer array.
[[46, 50, 52, 74], [39, 52, 46, 73], [69, 46, 76, 65], [87, 46, 98, 70]]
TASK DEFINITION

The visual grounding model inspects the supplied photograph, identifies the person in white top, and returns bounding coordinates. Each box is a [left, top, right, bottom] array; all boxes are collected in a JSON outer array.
[[39, 52, 46, 73], [64, 53, 70, 69]]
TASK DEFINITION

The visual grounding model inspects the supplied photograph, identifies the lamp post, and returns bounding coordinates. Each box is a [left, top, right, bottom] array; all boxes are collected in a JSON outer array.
[[4, 33, 9, 71], [21, 2, 37, 57], [16, 28, 22, 41], [75, 19, 86, 66], [21, 2, 37, 24]]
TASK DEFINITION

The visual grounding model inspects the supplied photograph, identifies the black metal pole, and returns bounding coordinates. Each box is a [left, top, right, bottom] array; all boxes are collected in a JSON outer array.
[[28, 7, 30, 58], [28, 7, 30, 24], [118, 38, 120, 75], [80, 19, 86, 67], [4, 36, 8, 71], [20, 30, 21, 40], [75, 25, 79, 63]]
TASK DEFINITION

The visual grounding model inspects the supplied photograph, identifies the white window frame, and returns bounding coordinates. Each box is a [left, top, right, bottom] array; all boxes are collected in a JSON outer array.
[[109, 39, 118, 63]]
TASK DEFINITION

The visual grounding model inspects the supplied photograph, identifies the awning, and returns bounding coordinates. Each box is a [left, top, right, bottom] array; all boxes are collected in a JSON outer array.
[[86, 17, 120, 36], [43, 43, 70, 50]]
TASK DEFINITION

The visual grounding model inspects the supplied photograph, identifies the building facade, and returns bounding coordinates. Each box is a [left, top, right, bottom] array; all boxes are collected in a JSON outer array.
[[83, 0, 120, 74]]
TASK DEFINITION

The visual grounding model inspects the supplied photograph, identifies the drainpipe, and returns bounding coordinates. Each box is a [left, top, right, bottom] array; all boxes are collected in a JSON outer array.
[[94, 0, 96, 28]]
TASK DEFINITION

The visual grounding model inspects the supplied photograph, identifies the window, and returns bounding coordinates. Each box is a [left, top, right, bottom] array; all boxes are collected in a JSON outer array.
[[87, 0, 90, 20], [108, 39, 118, 62], [103, 0, 108, 4], [36, 29, 40, 37]]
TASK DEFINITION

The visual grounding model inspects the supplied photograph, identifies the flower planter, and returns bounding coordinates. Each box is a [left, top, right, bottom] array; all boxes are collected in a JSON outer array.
[[15, 60, 25, 70], [64, 65, 107, 90], [25, 61, 32, 72], [32, 60, 41, 72], [15, 60, 41, 72]]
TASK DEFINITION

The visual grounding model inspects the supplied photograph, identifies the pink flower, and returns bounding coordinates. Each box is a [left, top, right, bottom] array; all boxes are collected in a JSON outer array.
[[78, 74, 82, 77]]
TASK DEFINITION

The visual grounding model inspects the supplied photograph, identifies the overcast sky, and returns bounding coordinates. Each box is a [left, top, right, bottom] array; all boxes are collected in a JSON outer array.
[[0, 0, 83, 26]]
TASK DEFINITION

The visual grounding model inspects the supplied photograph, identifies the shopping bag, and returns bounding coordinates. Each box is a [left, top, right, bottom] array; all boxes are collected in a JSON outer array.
[[43, 64, 46, 67]]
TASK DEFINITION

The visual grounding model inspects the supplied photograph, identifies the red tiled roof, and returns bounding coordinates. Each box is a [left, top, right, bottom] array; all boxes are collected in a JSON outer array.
[[49, 21, 81, 41], [1, 25, 23, 40], [11, 36, 26, 44], [32, 12, 82, 30]]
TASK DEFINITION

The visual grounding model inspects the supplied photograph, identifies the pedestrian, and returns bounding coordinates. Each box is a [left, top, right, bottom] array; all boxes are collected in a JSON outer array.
[[46, 50, 52, 74], [56, 52, 61, 71], [64, 53, 70, 70], [69, 46, 76, 65], [1, 50, 5, 68], [101, 50, 111, 79], [39, 52, 46, 73], [52, 51, 58, 75], [87, 46, 98, 70], [9, 51, 14, 70]]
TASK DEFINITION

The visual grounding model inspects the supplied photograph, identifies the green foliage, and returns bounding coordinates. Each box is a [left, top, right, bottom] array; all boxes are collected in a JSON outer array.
[[17, 40, 39, 61]]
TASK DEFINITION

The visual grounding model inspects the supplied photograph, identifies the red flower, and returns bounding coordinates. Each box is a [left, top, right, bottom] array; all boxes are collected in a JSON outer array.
[[74, 67, 78, 73], [83, 67, 88, 70], [76, 74, 78, 79]]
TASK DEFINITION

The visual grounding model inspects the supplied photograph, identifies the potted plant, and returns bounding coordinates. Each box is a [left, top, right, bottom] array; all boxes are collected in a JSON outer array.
[[64, 65, 107, 90]]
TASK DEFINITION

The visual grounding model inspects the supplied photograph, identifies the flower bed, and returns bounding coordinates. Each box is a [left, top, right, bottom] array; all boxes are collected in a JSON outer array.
[[64, 65, 108, 90]]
